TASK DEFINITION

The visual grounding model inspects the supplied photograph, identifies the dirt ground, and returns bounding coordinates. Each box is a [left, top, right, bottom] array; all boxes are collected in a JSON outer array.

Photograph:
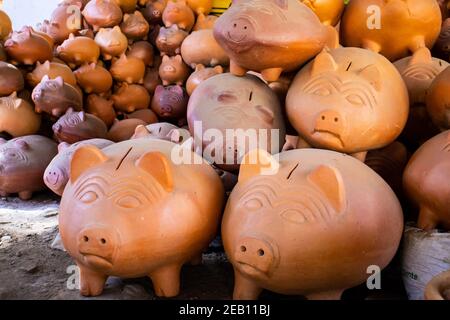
[[0, 193, 407, 300]]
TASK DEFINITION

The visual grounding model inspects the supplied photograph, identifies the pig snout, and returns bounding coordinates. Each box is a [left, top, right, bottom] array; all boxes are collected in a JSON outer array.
[[160, 104, 173, 116], [52, 123, 62, 134], [314, 110, 346, 138], [163, 65, 176, 73], [77, 226, 118, 265], [234, 237, 276, 275], [225, 17, 255, 44]]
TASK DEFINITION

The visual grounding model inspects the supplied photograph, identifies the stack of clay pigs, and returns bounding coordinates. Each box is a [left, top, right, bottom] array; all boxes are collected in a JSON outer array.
[[0, 0, 450, 300]]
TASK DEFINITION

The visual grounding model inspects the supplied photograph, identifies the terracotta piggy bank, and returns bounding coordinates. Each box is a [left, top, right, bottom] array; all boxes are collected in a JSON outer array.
[[27, 61, 77, 87], [159, 55, 190, 86], [4, 27, 54, 65], [59, 138, 224, 297], [434, 18, 450, 60], [0, 92, 41, 138], [113, 0, 138, 12], [186, 64, 223, 95], [213, 0, 338, 82], [141, 0, 167, 25], [128, 41, 155, 66], [110, 54, 146, 84], [286, 48, 409, 161], [340, 0, 442, 61], [151, 85, 189, 120], [44, 139, 114, 196], [425, 270, 450, 300], [0, 62, 24, 97], [121, 11, 150, 41], [223, 148, 403, 299], [0, 135, 58, 200], [126, 109, 158, 124], [426, 66, 450, 131], [107, 118, 148, 142], [0, 9, 12, 40], [187, 73, 286, 171], [74, 63, 113, 94], [404, 130, 450, 231], [82, 0, 123, 32], [95, 27, 128, 60], [193, 13, 217, 31], [43, 2, 84, 44], [112, 83, 151, 113], [57, 35, 100, 68], [186, 0, 212, 15], [86, 94, 117, 128], [132, 122, 191, 144], [32, 76, 83, 117], [301, 0, 344, 26], [163, 0, 195, 31], [181, 29, 229, 68], [156, 25, 189, 56]]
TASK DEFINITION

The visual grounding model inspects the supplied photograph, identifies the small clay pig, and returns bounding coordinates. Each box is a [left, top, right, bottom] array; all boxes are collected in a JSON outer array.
[[0, 135, 58, 200], [403, 130, 450, 231], [214, 0, 338, 82], [74, 63, 113, 94], [186, 64, 223, 95], [95, 27, 128, 60], [59, 138, 224, 297], [86, 94, 117, 128], [44, 138, 114, 196], [128, 41, 154, 67], [112, 83, 151, 113], [341, 0, 442, 61], [141, 0, 167, 25], [57, 35, 100, 68], [82, 0, 123, 32], [223, 148, 403, 299], [0, 62, 24, 97], [193, 13, 217, 31], [143, 67, 162, 94], [53, 109, 109, 144], [151, 85, 189, 120], [121, 11, 150, 41], [301, 0, 344, 26], [126, 109, 158, 124], [43, 1, 84, 44], [426, 66, 450, 131], [113, 0, 138, 13], [163, 0, 195, 32], [27, 61, 77, 87], [107, 118, 148, 142], [4, 27, 54, 65], [181, 29, 229, 68], [110, 54, 146, 84], [32, 76, 83, 117], [156, 25, 189, 56], [434, 18, 450, 60], [0, 92, 41, 137], [132, 122, 191, 144], [186, 0, 212, 15], [159, 55, 190, 86], [0, 9, 12, 41], [425, 270, 450, 300]]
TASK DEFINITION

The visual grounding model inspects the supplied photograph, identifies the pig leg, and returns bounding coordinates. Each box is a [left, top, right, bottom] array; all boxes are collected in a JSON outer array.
[[189, 254, 203, 266], [296, 137, 312, 149], [418, 207, 439, 231], [261, 68, 283, 83], [78, 264, 107, 297], [233, 271, 262, 300], [18, 191, 33, 201], [150, 264, 182, 298], [230, 60, 248, 77], [307, 289, 344, 300], [350, 151, 368, 162], [0, 191, 10, 197]]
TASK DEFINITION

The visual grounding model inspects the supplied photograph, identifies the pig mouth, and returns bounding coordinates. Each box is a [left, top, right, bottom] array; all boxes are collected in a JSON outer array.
[[227, 32, 247, 44], [81, 254, 114, 269], [312, 129, 345, 148], [236, 261, 268, 277]]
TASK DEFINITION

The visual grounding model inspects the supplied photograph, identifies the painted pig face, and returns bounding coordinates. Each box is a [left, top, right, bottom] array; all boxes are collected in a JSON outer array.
[[0, 139, 29, 173]]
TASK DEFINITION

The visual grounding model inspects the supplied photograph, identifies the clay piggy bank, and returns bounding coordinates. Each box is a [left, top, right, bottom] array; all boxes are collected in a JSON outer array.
[[128, 41, 155, 67], [108, 118, 148, 142], [403, 130, 450, 231], [57, 35, 100, 68], [159, 55, 190, 86], [74, 63, 113, 94], [132, 122, 191, 144], [162, 0, 195, 32], [151, 85, 189, 120], [186, 64, 223, 95], [186, 0, 212, 15], [126, 109, 158, 124], [82, 0, 123, 32], [44, 139, 114, 196], [95, 27, 128, 60], [0, 62, 24, 97], [0, 135, 58, 200], [223, 148, 403, 299], [434, 18, 450, 60], [0, 9, 12, 40], [86, 94, 117, 128], [4, 27, 54, 65], [340, 0, 442, 61], [426, 66, 450, 131], [301, 0, 344, 26], [181, 29, 229, 68], [43, 2, 84, 44], [112, 83, 151, 113], [121, 11, 150, 41], [425, 270, 450, 300], [193, 13, 217, 31], [286, 48, 409, 161], [110, 54, 146, 84], [187, 73, 286, 171], [0, 92, 41, 138], [32, 76, 83, 117], [141, 0, 167, 25], [144, 67, 162, 94], [27, 61, 77, 87], [156, 25, 189, 56], [113, 0, 138, 12], [213, 0, 338, 82], [59, 138, 224, 297]]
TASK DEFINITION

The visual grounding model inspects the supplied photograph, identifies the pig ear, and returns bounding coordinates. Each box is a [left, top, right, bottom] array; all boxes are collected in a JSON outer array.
[[239, 149, 280, 184], [42, 75, 50, 82], [14, 140, 30, 150], [155, 85, 165, 95], [358, 64, 381, 91], [409, 47, 432, 66], [78, 111, 86, 121], [136, 151, 173, 192], [195, 64, 205, 72], [175, 55, 183, 63], [170, 85, 184, 95], [56, 76, 64, 86], [273, 0, 288, 9], [307, 165, 346, 213], [311, 49, 337, 77], [162, 55, 170, 63], [70, 145, 108, 183], [197, 13, 205, 21], [213, 65, 224, 74], [133, 125, 151, 139], [58, 142, 71, 153]]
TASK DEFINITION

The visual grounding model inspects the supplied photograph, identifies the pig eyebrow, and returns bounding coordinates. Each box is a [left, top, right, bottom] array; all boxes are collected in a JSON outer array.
[[287, 162, 300, 180], [116, 147, 133, 170]]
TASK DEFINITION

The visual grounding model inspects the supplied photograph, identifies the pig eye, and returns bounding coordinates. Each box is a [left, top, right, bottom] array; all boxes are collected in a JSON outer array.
[[345, 94, 365, 106], [217, 92, 238, 103], [80, 191, 98, 204], [312, 87, 332, 96], [244, 198, 263, 210], [280, 209, 307, 224], [116, 195, 142, 209]]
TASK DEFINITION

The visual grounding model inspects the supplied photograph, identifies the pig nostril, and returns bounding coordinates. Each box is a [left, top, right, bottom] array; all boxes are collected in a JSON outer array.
[[334, 118, 338, 122], [240, 246, 247, 252], [233, 23, 237, 28], [321, 116, 325, 120], [100, 238, 106, 245], [244, 26, 247, 30], [258, 249, 265, 257], [83, 236, 89, 242]]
